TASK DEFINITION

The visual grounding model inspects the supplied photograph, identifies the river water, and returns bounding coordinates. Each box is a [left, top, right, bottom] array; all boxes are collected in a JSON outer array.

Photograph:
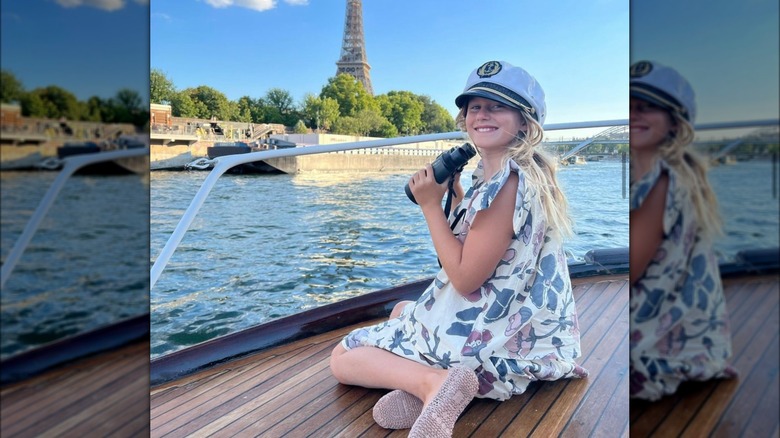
[[2, 158, 776, 360], [147, 161, 633, 358], [0, 171, 149, 359]]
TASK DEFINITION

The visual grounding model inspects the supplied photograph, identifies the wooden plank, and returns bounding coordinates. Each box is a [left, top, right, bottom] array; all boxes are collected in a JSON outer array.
[[39, 366, 148, 437], [191, 359, 333, 436], [151, 318, 386, 437], [463, 283, 618, 436], [285, 386, 379, 437], [149, 275, 630, 437], [629, 275, 779, 437], [711, 332, 779, 436], [151, 343, 317, 422], [151, 333, 331, 408], [537, 288, 629, 436], [739, 358, 780, 438], [1, 340, 147, 420], [0, 339, 148, 438], [152, 342, 333, 436], [647, 291, 775, 438], [556, 312, 629, 437]]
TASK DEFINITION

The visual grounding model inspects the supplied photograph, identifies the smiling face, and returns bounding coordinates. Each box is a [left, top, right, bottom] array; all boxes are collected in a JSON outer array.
[[464, 97, 527, 153], [629, 97, 676, 153]]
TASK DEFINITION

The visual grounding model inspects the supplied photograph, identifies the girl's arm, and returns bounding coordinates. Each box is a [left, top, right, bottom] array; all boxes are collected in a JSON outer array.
[[410, 165, 517, 295], [629, 173, 668, 284]]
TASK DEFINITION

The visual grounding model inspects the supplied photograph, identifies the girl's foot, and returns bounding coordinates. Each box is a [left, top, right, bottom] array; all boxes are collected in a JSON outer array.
[[372, 390, 423, 429], [409, 365, 479, 438]]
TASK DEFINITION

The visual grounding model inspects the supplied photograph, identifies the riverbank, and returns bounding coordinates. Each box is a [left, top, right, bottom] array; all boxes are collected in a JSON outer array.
[[150, 132, 465, 172]]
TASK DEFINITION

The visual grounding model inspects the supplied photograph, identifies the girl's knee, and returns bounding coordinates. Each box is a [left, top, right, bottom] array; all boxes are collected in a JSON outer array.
[[329, 343, 348, 382], [390, 300, 413, 319]]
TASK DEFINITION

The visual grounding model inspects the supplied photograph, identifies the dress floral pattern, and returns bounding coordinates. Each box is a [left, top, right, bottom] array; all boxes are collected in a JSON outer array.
[[341, 159, 587, 401], [629, 158, 736, 401]]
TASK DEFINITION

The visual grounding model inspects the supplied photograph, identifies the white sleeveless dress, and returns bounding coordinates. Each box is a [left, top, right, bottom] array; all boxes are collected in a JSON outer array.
[[342, 159, 587, 401]]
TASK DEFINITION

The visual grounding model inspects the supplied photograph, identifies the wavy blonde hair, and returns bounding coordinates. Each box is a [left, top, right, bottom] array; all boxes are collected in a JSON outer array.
[[456, 107, 573, 238], [657, 114, 723, 238]]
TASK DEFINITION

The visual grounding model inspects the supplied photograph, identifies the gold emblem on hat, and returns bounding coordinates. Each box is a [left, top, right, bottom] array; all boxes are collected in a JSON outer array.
[[477, 61, 502, 78], [630, 61, 653, 78]]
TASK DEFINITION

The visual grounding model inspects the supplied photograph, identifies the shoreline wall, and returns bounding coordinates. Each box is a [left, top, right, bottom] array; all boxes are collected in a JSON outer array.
[[150, 133, 468, 172]]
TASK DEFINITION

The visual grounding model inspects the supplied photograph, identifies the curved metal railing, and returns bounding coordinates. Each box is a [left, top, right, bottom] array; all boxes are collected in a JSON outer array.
[[0, 147, 150, 289], [149, 120, 630, 288]]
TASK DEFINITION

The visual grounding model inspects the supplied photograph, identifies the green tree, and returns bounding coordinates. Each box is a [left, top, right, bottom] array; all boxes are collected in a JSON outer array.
[[20, 93, 46, 118], [300, 94, 340, 131], [320, 74, 375, 118], [109, 89, 148, 126], [293, 120, 308, 133], [116, 88, 143, 113], [170, 91, 198, 117], [265, 88, 294, 115], [84, 96, 106, 122], [235, 96, 255, 123], [418, 95, 456, 133], [264, 88, 299, 126], [1, 70, 25, 103], [182, 86, 235, 120], [331, 116, 358, 135], [332, 108, 395, 137], [150, 69, 176, 104], [22, 86, 83, 119], [377, 91, 425, 135]]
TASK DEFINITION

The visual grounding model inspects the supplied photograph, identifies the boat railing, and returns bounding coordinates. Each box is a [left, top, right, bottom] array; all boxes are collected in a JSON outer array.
[[150, 119, 630, 289], [0, 147, 150, 289]]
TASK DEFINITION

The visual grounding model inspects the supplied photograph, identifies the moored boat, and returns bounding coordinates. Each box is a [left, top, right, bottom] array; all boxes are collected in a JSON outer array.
[[195, 140, 297, 174], [36, 136, 148, 175]]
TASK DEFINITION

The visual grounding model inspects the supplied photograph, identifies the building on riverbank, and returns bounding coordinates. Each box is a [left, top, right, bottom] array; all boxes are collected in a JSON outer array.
[[1, 103, 139, 170]]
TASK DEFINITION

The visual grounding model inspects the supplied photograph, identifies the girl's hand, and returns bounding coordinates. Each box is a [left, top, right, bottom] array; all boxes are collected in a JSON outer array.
[[408, 164, 448, 208]]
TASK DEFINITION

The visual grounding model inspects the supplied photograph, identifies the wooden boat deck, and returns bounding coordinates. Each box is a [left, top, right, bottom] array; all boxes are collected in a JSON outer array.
[[0, 338, 150, 437], [630, 274, 780, 437], [150, 274, 630, 437], [4, 273, 772, 437]]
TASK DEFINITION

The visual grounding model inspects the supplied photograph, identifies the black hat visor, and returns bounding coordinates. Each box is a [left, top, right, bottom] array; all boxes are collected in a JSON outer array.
[[455, 83, 538, 121], [630, 83, 689, 120]]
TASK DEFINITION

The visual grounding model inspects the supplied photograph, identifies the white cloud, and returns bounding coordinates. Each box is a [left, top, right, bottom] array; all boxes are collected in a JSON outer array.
[[204, 0, 277, 12], [152, 12, 171, 21], [54, 0, 126, 11]]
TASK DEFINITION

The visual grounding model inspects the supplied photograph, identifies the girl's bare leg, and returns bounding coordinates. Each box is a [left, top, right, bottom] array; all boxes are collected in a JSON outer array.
[[330, 342, 447, 406], [331, 300, 444, 404], [389, 300, 413, 318]]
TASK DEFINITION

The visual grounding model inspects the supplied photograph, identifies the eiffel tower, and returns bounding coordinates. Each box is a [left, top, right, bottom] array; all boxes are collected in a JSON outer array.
[[335, 0, 373, 95]]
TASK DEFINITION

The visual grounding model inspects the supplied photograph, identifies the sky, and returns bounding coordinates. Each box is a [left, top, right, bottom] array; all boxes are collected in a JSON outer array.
[[148, 0, 630, 129], [4, 1, 775, 137], [1, 0, 150, 103], [631, 0, 779, 130]]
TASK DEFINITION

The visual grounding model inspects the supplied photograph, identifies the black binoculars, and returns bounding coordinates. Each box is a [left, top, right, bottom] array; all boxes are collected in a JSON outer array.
[[405, 143, 477, 204]]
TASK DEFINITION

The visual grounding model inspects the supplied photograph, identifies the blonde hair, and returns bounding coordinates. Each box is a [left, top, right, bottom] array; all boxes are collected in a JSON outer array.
[[456, 107, 573, 238], [657, 114, 723, 238]]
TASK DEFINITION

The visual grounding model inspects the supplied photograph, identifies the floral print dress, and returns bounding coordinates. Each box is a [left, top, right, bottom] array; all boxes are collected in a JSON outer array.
[[629, 158, 736, 401], [341, 159, 587, 401]]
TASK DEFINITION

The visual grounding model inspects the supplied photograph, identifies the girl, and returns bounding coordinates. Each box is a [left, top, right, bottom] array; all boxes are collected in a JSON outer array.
[[330, 60, 587, 437], [629, 60, 736, 401]]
